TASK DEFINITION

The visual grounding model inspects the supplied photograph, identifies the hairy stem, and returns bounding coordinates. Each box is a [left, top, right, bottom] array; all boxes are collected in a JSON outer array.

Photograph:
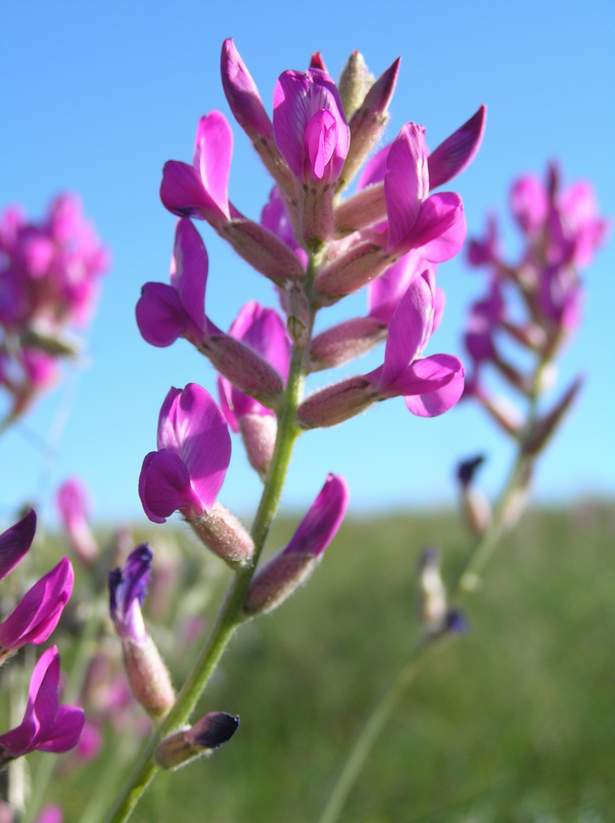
[[106, 276, 314, 823]]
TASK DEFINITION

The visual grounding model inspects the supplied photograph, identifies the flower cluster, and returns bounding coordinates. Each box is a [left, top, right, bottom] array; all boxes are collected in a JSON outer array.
[[135, 39, 485, 552], [464, 163, 607, 431], [0, 194, 108, 422], [0, 511, 83, 765]]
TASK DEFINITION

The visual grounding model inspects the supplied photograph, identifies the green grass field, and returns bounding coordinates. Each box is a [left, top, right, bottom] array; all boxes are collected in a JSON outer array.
[[28, 504, 615, 821]]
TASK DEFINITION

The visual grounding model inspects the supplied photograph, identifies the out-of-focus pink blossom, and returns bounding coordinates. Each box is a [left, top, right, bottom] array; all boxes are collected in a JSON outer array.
[[56, 478, 98, 566], [0, 646, 84, 763]]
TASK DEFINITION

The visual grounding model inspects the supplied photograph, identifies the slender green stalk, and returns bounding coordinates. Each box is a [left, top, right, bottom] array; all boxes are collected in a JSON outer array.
[[105, 272, 314, 823], [318, 360, 546, 823]]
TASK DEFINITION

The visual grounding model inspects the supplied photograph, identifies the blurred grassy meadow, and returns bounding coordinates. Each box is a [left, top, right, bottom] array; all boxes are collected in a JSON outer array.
[[18, 503, 615, 822]]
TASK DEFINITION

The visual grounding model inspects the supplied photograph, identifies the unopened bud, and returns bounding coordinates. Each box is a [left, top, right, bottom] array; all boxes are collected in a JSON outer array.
[[297, 376, 377, 428], [338, 58, 400, 191], [201, 334, 284, 405], [339, 50, 374, 121], [309, 316, 386, 372], [501, 319, 547, 352], [156, 712, 239, 770], [245, 552, 316, 615], [461, 487, 492, 536], [309, 51, 328, 72], [220, 219, 305, 286], [188, 502, 254, 567], [492, 351, 533, 396], [476, 389, 523, 438], [523, 375, 583, 456], [121, 635, 175, 719], [315, 241, 391, 304], [418, 548, 447, 630], [239, 414, 277, 479], [245, 473, 348, 614], [334, 183, 387, 235], [456, 454, 486, 488]]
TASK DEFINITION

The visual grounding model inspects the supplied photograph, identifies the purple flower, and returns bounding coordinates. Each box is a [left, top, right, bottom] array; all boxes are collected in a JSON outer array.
[[284, 473, 349, 558], [108, 545, 152, 644], [273, 69, 350, 184], [160, 112, 233, 225], [56, 478, 98, 566], [0, 509, 36, 582], [538, 264, 583, 333], [245, 474, 349, 614], [510, 174, 548, 235], [467, 214, 500, 267], [0, 646, 84, 762], [0, 558, 74, 655], [138, 384, 231, 524], [35, 807, 63, 823], [220, 39, 273, 142], [217, 301, 290, 431], [464, 279, 504, 366], [368, 271, 464, 417], [382, 123, 466, 263], [136, 218, 210, 348], [368, 251, 434, 325]]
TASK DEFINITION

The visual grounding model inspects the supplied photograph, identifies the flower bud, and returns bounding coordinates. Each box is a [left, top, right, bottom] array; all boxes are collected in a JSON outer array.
[[56, 478, 98, 567], [297, 376, 377, 428], [338, 58, 400, 190], [121, 635, 176, 719], [245, 474, 348, 614], [417, 548, 447, 630], [309, 316, 386, 372], [201, 333, 284, 405], [0, 509, 36, 583], [187, 502, 254, 567], [220, 219, 305, 286], [523, 375, 583, 456], [239, 414, 277, 479], [155, 712, 239, 770], [220, 40, 296, 196], [334, 183, 386, 235], [461, 487, 492, 536], [315, 240, 392, 304], [475, 387, 522, 438], [338, 50, 374, 121], [109, 546, 175, 718]]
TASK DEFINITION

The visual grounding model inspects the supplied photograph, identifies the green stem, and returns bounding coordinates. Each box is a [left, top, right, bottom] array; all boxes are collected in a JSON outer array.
[[318, 358, 546, 823], [106, 323, 309, 823]]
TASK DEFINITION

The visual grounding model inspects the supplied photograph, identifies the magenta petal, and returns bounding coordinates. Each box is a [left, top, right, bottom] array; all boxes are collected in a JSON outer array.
[[273, 69, 349, 182], [192, 112, 233, 218], [220, 39, 273, 140], [0, 558, 74, 650], [284, 474, 349, 557], [171, 218, 208, 333], [156, 384, 231, 512], [217, 376, 239, 432], [305, 109, 339, 181], [402, 355, 465, 417], [509, 175, 548, 234], [381, 275, 435, 388], [229, 301, 290, 380], [138, 449, 196, 524], [0, 509, 36, 582], [411, 192, 466, 262], [384, 124, 429, 250], [136, 282, 188, 347], [427, 105, 486, 189], [368, 250, 423, 323], [160, 160, 216, 219], [37, 704, 85, 753], [357, 143, 390, 190]]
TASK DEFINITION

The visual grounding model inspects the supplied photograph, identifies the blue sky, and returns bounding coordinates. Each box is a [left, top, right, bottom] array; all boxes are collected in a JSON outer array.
[[1, 0, 614, 524]]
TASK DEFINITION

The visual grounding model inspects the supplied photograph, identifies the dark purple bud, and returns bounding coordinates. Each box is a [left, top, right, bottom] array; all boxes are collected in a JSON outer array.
[[0, 509, 36, 582], [456, 454, 486, 488], [155, 712, 240, 770]]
